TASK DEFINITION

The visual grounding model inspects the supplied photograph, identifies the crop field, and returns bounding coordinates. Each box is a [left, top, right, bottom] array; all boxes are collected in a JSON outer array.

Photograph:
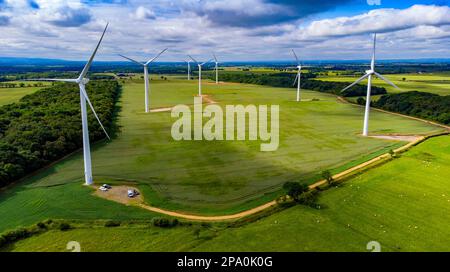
[[7, 135, 450, 252], [0, 75, 444, 234], [317, 73, 450, 96]]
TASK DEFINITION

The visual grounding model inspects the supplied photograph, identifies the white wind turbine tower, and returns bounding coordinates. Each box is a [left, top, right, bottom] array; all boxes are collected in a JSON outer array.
[[30, 24, 111, 186], [119, 48, 168, 113], [342, 34, 399, 136], [188, 55, 213, 96], [213, 53, 219, 84], [292, 49, 302, 102], [184, 60, 191, 80]]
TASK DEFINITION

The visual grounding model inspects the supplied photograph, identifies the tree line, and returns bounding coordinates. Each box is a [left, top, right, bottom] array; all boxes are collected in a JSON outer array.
[[0, 82, 46, 88], [206, 72, 387, 97], [0, 81, 120, 188], [373, 91, 450, 125]]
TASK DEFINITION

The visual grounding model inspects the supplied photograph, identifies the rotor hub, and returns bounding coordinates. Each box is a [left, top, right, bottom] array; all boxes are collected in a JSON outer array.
[[79, 78, 90, 85], [366, 70, 374, 75]]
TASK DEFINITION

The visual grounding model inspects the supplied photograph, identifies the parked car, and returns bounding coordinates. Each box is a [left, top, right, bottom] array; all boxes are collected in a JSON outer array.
[[102, 184, 112, 189], [127, 189, 139, 198], [99, 186, 108, 192]]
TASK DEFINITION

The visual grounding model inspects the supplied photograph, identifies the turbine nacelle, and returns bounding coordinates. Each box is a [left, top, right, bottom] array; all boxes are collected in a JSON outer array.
[[365, 69, 375, 75], [77, 77, 90, 85]]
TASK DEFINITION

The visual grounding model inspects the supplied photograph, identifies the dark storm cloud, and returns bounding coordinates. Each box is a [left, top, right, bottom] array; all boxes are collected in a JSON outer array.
[[189, 0, 352, 28], [48, 7, 92, 27]]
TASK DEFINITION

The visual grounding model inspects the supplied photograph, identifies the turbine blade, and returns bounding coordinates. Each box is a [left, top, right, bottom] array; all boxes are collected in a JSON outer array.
[[292, 49, 299, 65], [371, 33, 376, 70], [24, 78, 78, 83], [188, 55, 198, 64], [79, 23, 109, 80], [374, 72, 399, 89], [341, 73, 370, 92], [293, 73, 299, 86], [200, 59, 213, 66], [213, 53, 218, 63], [79, 84, 111, 140], [146, 48, 168, 65], [119, 54, 144, 66]]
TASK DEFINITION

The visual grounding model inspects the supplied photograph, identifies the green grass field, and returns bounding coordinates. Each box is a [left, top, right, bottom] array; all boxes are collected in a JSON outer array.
[[0, 76, 444, 234], [17, 76, 443, 214], [7, 135, 450, 252], [0, 81, 50, 105], [317, 73, 450, 96]]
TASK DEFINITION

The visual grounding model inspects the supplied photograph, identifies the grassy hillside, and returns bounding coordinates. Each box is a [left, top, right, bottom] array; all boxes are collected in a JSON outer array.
[[7, 135, 450, 252]]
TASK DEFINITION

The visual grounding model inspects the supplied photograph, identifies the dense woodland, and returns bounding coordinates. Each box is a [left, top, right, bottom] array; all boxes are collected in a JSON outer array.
[[208, 72, 387, 97], [374, 91, 450, 125], [0, 80, 120, 188]]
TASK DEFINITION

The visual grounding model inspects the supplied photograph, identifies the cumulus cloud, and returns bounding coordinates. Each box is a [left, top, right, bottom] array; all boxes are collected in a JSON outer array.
[[298, 5, 450, 38], [135, 6, 156, 20], [45, 6, 92, 27]]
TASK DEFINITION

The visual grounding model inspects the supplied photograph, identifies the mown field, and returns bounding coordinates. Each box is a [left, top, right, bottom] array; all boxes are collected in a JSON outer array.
[[0, 81, 50, 106], [317, 73, 450, 96], [7, 135, 450, 252]]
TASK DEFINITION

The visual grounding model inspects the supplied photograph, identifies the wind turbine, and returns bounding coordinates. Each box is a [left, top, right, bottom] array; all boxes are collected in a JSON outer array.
[[184, 60, 191, 80], [292, 49, 302, 102], [28, 24, 111, 186], [213, 53, 219, 84], [342, 33, 399, 136], [188, 55, 213, 96], [119, 48, 167, 113]]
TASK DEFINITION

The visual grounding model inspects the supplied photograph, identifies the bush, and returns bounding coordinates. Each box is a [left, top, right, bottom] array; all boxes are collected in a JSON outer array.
[[152, 217, 179, 228], [104, 220, 121, 227], [356, 97, 366, 105], [321, 170, 334, 185], [36, 222, 47, 229], [58, 222, 71, 231], [0, 236, 5, 247], [1, 228, 32, 243], [283, 182, 308, 201], [297, 190, 319, 207]]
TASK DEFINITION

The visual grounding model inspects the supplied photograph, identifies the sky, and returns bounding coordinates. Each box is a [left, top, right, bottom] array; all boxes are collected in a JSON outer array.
[[0, 0, 450, 61]]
